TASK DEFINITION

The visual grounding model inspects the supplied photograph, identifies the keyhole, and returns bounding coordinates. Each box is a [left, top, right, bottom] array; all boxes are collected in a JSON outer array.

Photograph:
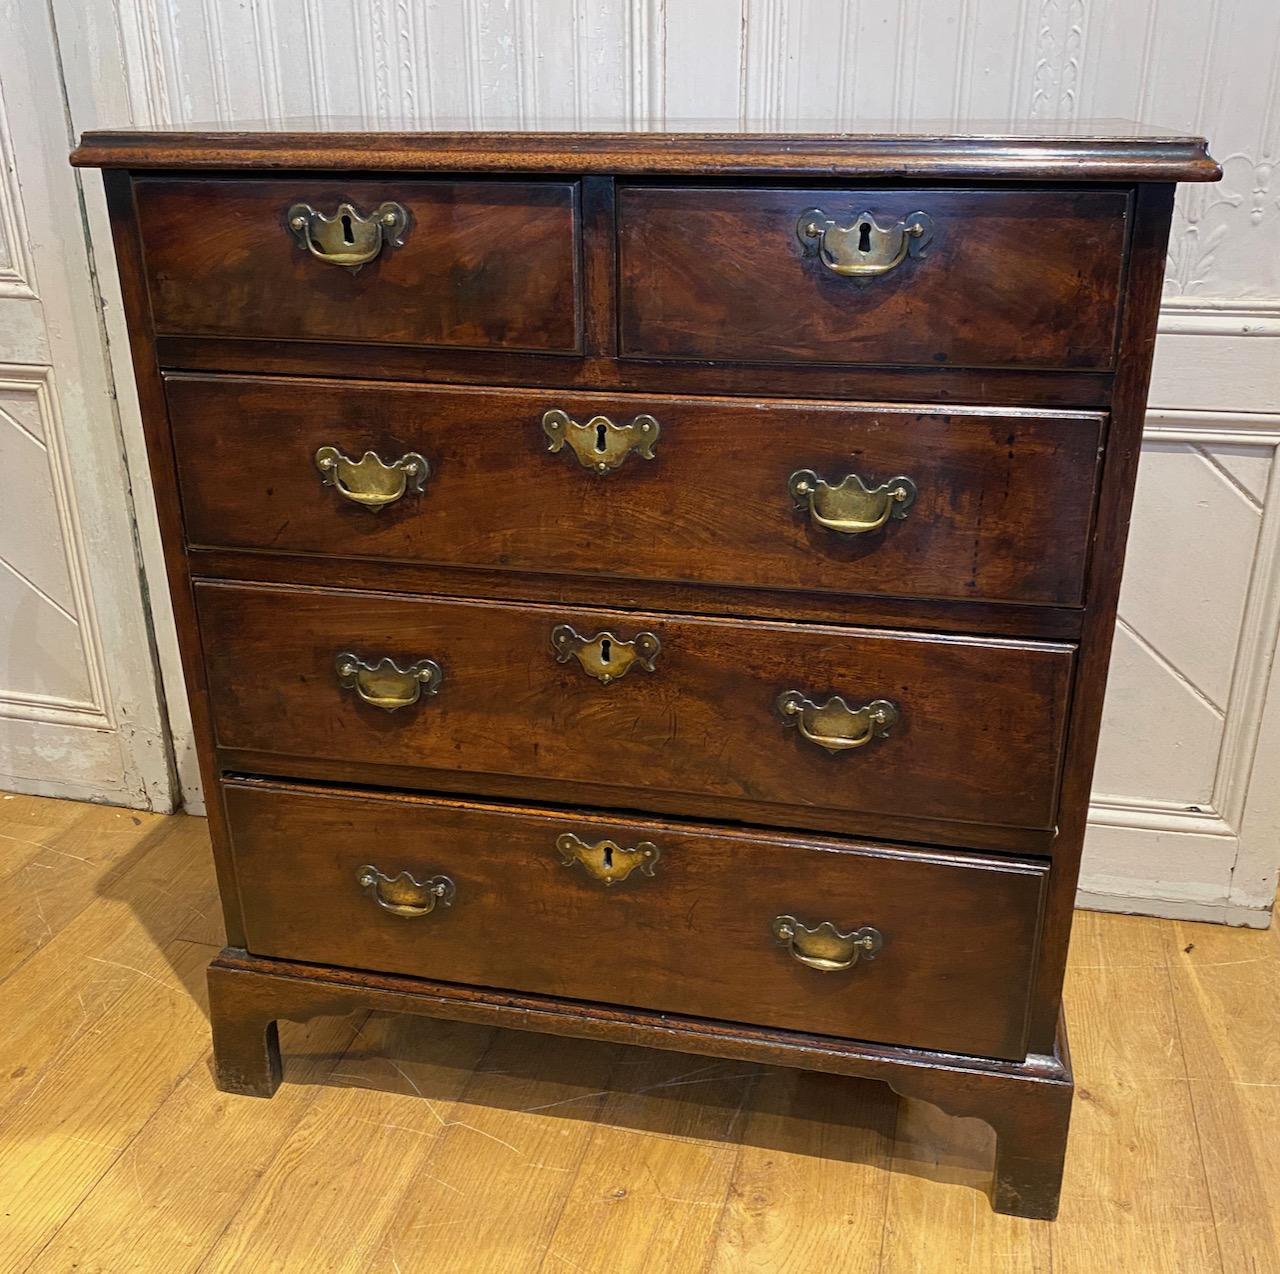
[[599, 638, 612, 664], [858, 221, 872, 253], [602, 844, 614, 869], [595, 421, 608, 453], [341, 213, 355, 244]]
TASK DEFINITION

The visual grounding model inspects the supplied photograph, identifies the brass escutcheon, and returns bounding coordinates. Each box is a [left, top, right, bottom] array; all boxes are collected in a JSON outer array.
[[556, 832, 661, 886], [789, 469, 917, 536], [796, 208, 933, 283], [771, 915, 883, 972], [551, 624, 661, 685], [315, 447, 430, 511], [542, 408, 660, 474], [335, 652, 443, 712], [776, 690, 899, 753], [286, 200, 409, 271], [357, 865, 455, 918]]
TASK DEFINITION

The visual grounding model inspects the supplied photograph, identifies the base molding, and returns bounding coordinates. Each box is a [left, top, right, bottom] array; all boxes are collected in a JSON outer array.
[[1077, 891, 1272, 929], [206, 947, 1075, 1219]]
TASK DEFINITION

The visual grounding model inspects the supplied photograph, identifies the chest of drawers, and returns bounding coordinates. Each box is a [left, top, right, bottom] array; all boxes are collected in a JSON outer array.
[[73, 123, 1218, 1220]]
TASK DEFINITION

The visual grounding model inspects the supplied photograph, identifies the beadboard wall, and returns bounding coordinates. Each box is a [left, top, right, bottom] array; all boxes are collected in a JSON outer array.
[[52, 0, 1280, 924]]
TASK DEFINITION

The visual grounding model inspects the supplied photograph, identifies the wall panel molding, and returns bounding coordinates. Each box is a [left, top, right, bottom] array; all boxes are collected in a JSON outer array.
[[0, 83, 36, 301], [0, 365, 113, 730]]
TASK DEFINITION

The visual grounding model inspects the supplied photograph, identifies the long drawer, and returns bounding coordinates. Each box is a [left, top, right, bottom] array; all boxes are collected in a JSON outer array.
[[223, 780, 1049, 1060], [169, 375, 1104, 608], [197, 582, 1074, 834]]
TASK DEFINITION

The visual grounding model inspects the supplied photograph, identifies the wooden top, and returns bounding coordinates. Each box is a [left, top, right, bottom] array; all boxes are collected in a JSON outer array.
[[72, 118, 1220, 181]]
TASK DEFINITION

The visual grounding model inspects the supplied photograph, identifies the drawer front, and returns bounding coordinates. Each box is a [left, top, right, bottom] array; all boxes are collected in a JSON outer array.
[[170, 376, 1103, 608], [618, 186, 1129, 369], [224, 781, 1049, 1060], [134, 178, 581, 352], [197, 583, 1074, 833]]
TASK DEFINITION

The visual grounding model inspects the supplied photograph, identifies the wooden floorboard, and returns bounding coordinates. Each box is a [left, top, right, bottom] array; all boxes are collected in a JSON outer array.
[[0, 794, 1275, 1273]]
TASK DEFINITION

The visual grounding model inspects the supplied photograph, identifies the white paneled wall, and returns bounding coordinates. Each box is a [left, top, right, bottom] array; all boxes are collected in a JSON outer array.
[[54, 0, 1280, 922], [0, 0, 171, 808]]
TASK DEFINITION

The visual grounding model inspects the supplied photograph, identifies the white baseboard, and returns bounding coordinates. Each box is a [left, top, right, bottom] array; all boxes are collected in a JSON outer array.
[[1076, 889, 1273, 930]]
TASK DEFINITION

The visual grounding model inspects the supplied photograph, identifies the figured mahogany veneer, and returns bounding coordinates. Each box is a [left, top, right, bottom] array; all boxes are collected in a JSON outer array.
[[134, 177, 581, 351], [196, 581, 1074, 838], [75, 121, 1219, 1220], [618, 185, 1130, 370], [223, 779, 1048, 1060], [168, 375, 1104, 607]]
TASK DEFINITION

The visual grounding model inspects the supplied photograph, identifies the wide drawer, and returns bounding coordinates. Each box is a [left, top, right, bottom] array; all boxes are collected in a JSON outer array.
[[133, 177, 581, 351], [197, 583, 1074, 834], [223, 780, 1049, 1060], [169, 375, 1103, 608], [618, 185, 1129, 369]]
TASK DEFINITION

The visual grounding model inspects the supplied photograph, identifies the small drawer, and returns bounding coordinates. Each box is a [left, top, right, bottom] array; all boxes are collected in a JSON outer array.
[[224, 780, 1049, 1060], [169, 375, 1103, 608], [134, 177, 581, 352], [618, 185, 1129, 369], [196, 583, 1074, 836]]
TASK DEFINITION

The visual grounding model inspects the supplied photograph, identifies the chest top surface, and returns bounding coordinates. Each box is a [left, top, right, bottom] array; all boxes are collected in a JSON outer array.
[[72, 118, 1218, 181]]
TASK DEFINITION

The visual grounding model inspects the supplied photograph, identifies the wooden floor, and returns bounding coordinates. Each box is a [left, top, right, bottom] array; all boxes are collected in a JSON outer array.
[[0, 794, 1277, 1273]]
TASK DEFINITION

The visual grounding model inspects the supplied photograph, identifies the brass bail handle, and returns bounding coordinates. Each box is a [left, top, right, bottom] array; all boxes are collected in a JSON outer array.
[[776, 691, 899, 753], [789, 469, 917, 536], [357, 865, 455, 918], [335, 653, 443, 712], [315, 447, 430, 511], [796, 208, 934, 281], [286, 200, 409, 270], [771, 915, 884, 972]]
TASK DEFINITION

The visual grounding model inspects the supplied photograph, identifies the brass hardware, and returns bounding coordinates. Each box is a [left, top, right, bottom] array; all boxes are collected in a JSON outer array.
[[551, 624, 661, 685], [357, 865, 455, 918], [556, 832, 661, 886], [790, 469, 916, 536], [335, 652, 443, 711], [771, 915, 883, 972], [286, 200, 408, 271], [776, 691, 899, 753], [542, 408, 660, 475], [315, 447, 429, 511], [796, 208, 933, 282]]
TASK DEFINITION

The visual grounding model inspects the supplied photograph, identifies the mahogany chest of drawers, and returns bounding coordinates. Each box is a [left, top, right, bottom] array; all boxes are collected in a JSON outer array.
[[73, 123, 1219, 1220]]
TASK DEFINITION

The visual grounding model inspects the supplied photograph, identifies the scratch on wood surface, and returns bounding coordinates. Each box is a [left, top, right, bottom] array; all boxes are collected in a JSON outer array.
[[85, 956, 182, 994]]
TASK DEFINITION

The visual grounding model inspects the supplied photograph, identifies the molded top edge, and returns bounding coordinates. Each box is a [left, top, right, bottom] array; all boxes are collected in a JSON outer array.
[[72, 121, 1220, 181]]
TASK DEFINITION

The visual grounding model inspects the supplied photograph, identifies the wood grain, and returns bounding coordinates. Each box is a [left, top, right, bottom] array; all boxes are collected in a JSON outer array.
[[196, 583, 1076, 837], [69, 126, 1222, 183], [134, 177, 581, 351], [618, 186, 1129, 369], [222, 780, 1049, 1060], [167, 375, 1104, 608]]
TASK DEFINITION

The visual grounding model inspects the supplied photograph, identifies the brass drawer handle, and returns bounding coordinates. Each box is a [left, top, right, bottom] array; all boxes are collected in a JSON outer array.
[[797, 208, 933, 281], [771, 915, 883, 972], [776, 691, 899, 753], [357, 865, 455, 918], [789, 469, 917, 536], [335, 652, 443, 712], [551, 624, 661, 685], [542, 409, 660, 475], [315, 447, 430, 511], [557, 832, 661, 886], [286, 200, 408, 271]]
